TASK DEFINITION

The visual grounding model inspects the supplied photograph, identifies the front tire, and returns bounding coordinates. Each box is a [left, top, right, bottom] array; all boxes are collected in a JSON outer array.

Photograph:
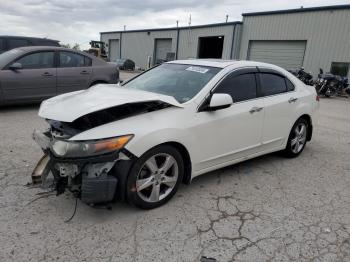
[[126, 145, 184, 209], [283, 118, 308, 158]]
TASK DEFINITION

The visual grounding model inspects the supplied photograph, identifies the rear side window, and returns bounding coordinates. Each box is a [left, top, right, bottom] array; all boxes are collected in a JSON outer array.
[[285, 78, 295, 91], [16, 52, 54, 69], [84, 56, 92, 66], [8, 39, 31, 49], [259, 73, 287, 96], [215, 73, 257, 102], [59, 52, 86, 67]]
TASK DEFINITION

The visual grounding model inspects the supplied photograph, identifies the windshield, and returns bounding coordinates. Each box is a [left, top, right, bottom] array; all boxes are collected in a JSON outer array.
[[0, 49, 23, 69], [124, 63, 221, 103]]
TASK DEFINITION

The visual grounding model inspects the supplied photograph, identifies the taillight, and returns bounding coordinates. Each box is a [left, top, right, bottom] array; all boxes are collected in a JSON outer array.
[[316, 95, 320, 102]]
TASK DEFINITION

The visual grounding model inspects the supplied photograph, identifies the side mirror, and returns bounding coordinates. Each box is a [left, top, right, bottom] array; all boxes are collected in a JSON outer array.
[[9, 62, 22, 71], [208, 93, 233, 111]]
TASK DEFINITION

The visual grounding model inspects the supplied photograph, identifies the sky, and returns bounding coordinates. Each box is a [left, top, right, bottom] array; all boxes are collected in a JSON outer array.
[[1, 0, 349, 49]]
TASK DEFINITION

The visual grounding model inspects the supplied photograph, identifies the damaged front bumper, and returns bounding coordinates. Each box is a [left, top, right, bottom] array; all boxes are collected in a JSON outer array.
[[31, 130, 135, 205]]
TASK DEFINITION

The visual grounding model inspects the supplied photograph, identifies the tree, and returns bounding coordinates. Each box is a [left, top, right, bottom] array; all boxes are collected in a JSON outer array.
[[72, 43, 81, 50], [60, 43, 80, 50], [60, 43, 71, 48]]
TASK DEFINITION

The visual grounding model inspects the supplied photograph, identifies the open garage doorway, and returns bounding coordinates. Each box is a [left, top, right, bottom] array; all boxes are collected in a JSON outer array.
[[198, 36, 224, 59]]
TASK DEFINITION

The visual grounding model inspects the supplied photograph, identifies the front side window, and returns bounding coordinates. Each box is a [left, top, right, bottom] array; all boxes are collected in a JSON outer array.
[[285, 78, 295, 91], [124, 63, 221, 103], [215, 73, 257, 102], [59, 52, 86, 67], [16, 52, 54, 69], [259, 73, 287, 96]]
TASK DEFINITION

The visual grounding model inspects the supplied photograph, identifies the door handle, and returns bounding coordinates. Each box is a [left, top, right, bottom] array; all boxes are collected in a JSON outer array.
[[249, 107, 263, 114], [42, 72, 53, 77], [80, 70, 90, 75], [288, 97, 298, 103]]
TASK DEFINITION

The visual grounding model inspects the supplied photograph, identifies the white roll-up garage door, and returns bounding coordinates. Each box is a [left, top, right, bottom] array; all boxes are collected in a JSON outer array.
[[155, 39, 172, 63], [109, 39, 120, 62], [248, 40, 306, 69]]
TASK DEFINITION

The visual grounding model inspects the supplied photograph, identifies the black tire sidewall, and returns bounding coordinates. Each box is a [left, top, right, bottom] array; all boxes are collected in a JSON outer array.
[[284, 118, 308, 158], [126, 145, 184, 209]]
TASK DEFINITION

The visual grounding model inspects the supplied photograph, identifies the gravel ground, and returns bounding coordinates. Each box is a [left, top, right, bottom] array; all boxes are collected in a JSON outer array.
[[0, 78, 349, 261]]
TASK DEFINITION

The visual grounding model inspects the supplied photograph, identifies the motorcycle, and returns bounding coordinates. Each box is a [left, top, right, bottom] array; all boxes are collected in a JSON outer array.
[[288, 67, 314, 86], [315, 68, 349, 97]]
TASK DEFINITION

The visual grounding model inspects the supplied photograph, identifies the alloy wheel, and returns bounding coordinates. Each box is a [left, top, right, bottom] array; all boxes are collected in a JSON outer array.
[[136, 153, 179, 203], [291, 123, 307, 154]]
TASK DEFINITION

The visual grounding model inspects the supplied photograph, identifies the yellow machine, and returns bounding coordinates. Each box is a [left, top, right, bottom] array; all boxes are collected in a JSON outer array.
[[87, 41, 108, 60]]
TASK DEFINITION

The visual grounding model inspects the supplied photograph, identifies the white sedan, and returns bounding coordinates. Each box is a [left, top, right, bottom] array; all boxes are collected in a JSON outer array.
[[33, 60, 319, 209]]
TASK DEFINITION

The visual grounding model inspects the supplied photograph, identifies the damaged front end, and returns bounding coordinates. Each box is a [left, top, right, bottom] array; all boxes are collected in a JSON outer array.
[[31, 84, 183, 205], [31, 127, 135, 205]]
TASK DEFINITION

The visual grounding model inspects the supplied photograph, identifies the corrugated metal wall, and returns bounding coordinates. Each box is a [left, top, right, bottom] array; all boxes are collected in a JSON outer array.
[[100, 23, 242, 69], [177, 24, 237, 60], [240, 9, 350, 77], [122, 30, 178, 68]]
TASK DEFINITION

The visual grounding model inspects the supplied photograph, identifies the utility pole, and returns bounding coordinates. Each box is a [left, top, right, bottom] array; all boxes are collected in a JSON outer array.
[[123, 25, 126, 31], [188, 14, 192, 46], [226, 14, 229, 23], [176, 20, 179, 27]]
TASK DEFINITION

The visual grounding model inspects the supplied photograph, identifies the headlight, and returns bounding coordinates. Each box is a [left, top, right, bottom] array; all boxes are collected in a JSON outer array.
[[51, 135, 133, 158]]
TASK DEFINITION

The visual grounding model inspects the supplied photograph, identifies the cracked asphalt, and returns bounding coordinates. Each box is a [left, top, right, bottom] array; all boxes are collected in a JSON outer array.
[[0, 75, 350, 261]]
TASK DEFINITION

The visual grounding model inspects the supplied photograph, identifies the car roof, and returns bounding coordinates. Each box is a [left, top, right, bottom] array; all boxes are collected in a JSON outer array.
[[0, 36, 59, 42], [13, 46, 97, 59], [167, 59, 281, 69]]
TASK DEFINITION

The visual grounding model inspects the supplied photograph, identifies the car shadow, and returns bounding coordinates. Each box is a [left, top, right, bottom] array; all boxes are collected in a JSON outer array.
[[0, 103, 40, 112], [59, 152, 287, 223]]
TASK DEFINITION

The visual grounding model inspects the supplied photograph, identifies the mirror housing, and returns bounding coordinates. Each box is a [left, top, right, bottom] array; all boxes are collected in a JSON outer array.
[[9, 62, 22, 71], [208, 93, 233, 111]]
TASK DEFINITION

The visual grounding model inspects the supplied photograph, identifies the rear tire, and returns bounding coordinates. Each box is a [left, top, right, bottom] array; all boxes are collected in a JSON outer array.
[[126, 145, 184, 209], [283, 118, 308, 158]]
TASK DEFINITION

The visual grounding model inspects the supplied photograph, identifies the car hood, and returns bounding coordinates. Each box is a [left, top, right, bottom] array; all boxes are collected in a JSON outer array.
[[39, 84, 183, 122]]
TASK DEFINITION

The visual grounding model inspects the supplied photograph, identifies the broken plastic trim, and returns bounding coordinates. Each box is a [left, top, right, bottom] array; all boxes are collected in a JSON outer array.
[[31, 154, 50, 185]]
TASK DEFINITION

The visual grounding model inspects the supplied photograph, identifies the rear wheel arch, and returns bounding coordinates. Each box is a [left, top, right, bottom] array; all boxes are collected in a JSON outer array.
[[297, 114, 313, 141]]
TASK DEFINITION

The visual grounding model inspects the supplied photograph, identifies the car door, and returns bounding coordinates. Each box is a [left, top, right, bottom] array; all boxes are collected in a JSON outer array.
[[56, 51, 92, 94], [192, 68, 265, 172], [0, 51, 56, 102], [257, 68, 297, 150]]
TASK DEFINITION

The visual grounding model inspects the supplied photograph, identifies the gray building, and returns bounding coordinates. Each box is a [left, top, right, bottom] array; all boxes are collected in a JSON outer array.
[[100, 4, 350, 78], [240, 5, 350, 78], [100, 22, 242, 69]]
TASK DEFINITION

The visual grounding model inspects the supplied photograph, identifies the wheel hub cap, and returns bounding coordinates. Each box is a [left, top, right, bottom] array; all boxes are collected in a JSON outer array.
[[291, 123, 307, 154], [136, 153, 178, 203]]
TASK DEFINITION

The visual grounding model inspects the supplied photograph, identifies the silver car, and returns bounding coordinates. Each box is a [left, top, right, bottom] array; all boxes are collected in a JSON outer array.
[[0, 46, 119, 105]]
